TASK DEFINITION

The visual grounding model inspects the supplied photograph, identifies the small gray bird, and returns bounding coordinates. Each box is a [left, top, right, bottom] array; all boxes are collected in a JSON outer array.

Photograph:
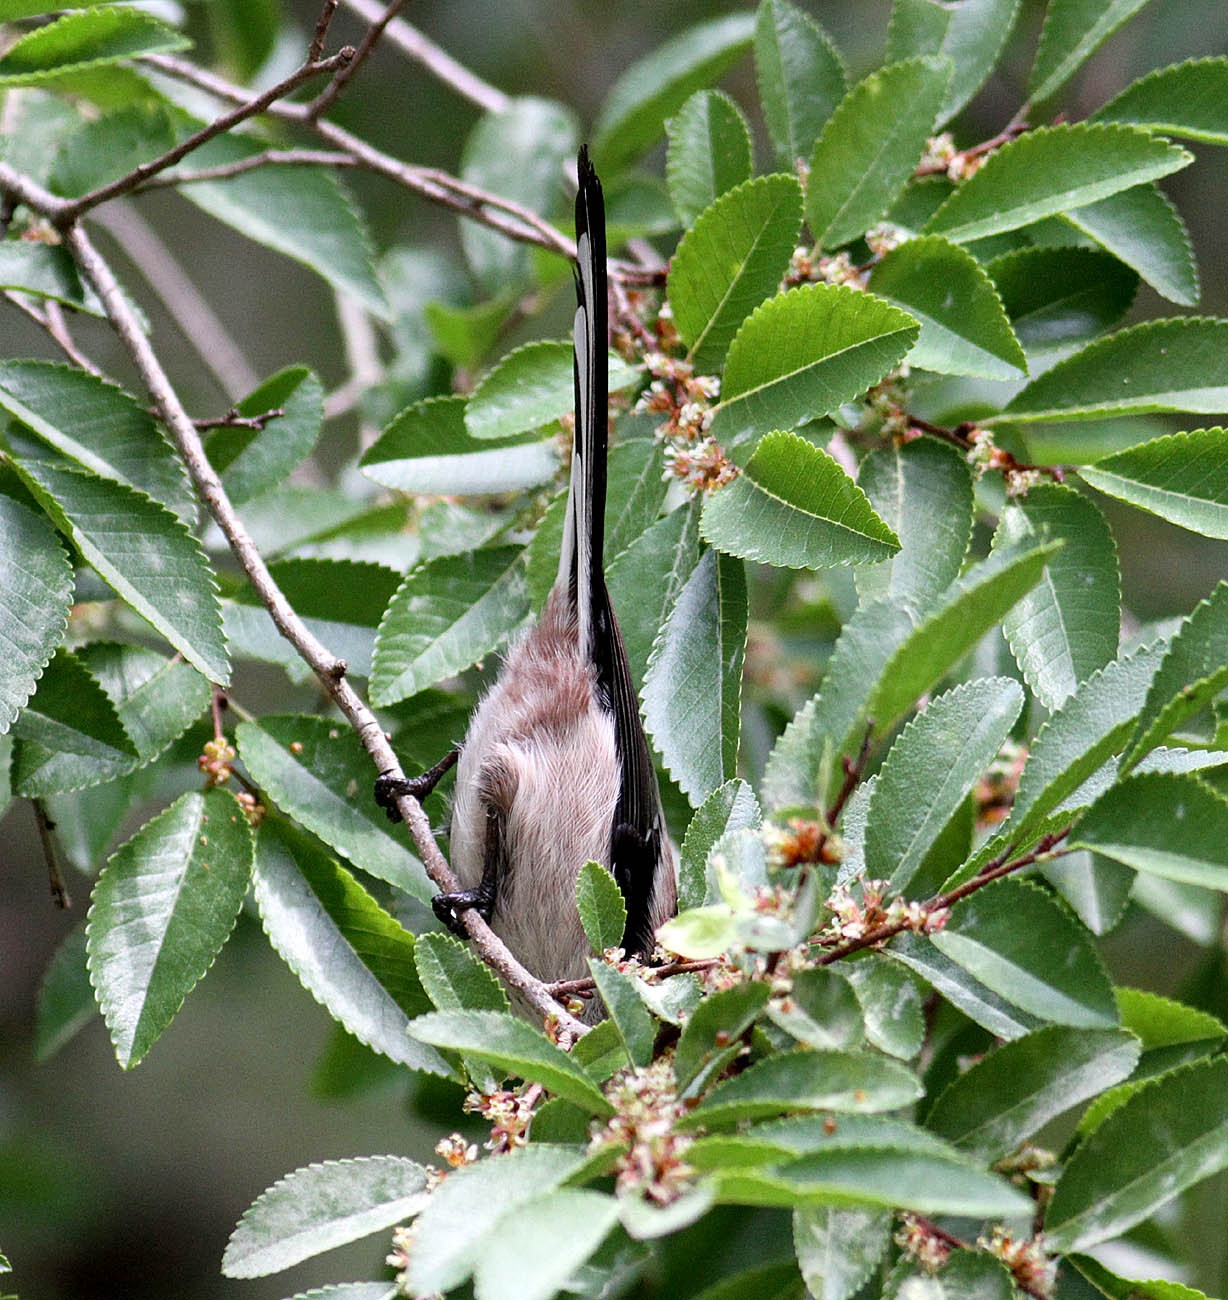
[[376, 148, 676, 1003]]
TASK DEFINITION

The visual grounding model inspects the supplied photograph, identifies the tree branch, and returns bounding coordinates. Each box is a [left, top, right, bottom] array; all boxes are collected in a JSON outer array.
[[308, 0, 341, 63], [3, 290, 103, 376], [306, 0, 412, 121], [134, 149, 357, 190]]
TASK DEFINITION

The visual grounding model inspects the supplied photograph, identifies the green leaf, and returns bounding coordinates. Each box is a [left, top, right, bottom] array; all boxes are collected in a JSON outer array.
[[226, 557, 398, 681], [710, 284, 919, 455], [0, 6, 189, 85], [986, 247, 1139, 359], [754, 0, 847, 167], [236, 716, 430, 900], [87, 788, 252, 1068], [1061, 183, 1199, 307], [1030, 0, 1153, 104], [666, 89, 753, 228], [1046, 1057, 1228, 1251], [668, 174, 804, 372], [1043, 851, 1135, 935], [0, 359, 193, 523], [925, 1026, 1140, 1160], [768, 968, 864, 1051], [182, 136, 387, 319], [577, 861, 628, 955], [679, 778, 761, 911], [252, 820, 448, 1074], [674, 981, 771, 1093], [1080, 427, 1228, 539], [1072, 771, 1228, 890], [11, 647, 137, 795], [222, 1156, 429, 1279], [592, 14, 756, 172], [1002, 319, 1228, 423], [1127, 583, 1228, 764], [993, 484, 1120, 709], [7, 453, 229, 684], [472, 1188, 619, 1300], [932, 878, 1119, 1027], [1094, 57, 1228, 144], [459, 97, 578, 290], [889, 933, 1042, 1039], [465, 342, 640, 440], [371, 546, 528, 706], [642, 548, 746, 805], [1117, 986, 1225, 1051], [886, 0, 1020, 124], [407, 1011, 612, 1114], [865, 678, 1023, 892], [0, 241, 93, 310], [924, 124, 1190, 245], [1064, 1255, 1218, 1300], [406, 1147, 588, 1295], [205, 367, 323, 505], [794, 1206, 890, 1300], [606, 502, 701, 694], [854, 436, 973, 607], [683, 1049, 922, 1128], [414, 932, 509, 1013], [424, 294, 515, 371], [659, 905, 741, 966], [701, 431, 899, 570], [589, 961, 655, 1068], [868, 235, 1026, 380], [842, 957, 925, 1059], [891, 1254, 1016, 1300], [34, 923, 94, 1062], [0, 491, 71, 735], [360, 395, 558, 496], [806, 59, 952, 249], [868, 543, 1058, 734]]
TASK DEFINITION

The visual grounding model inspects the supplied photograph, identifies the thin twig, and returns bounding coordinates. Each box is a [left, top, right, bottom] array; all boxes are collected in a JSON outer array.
[[57, 48, 356, 222], [135, 149, 357, 190], [3, 290, 104, 375], [307, 0, 411, 121], [308, 0, 341, 62], [193, 406, 285, 432], [31, 800, 71, 909], [337, 0, 509, 113]]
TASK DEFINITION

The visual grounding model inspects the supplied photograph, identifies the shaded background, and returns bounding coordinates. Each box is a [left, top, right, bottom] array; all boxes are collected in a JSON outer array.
[[2, 1, 1228, 1296]]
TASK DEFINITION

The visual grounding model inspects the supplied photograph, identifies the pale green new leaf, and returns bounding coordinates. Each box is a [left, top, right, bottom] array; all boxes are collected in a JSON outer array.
[[577, 861, 628, 955], [0, 6, 188, 85], [666, 90, 753, 228], [252, 821, 448, 1074], [709, 284, 919, 455], [236, 716, 431, 900], [923, 124, 1190, 245], [1062, 183, 1199, 306], [794, 1207, 891, 1300], [360, 395, 558, 496], [679, 778, 761, 910], [931, 878, 1119, 1027], [222, 1157, 429, 1279], [407, 1011, 612, 1114], [592, 14, 756, 172], [865, 678, 1023, 892], [1080, 427, 1228, 538], [925, 1026, 1140, 1160], [700, 431, 900, 569], [1030, 0, 1153, 104], [1094, 57, 1228, 144], [1046, 1057, 1228, 1251], [886, 0, 1020, 124], [1073, 771, 1228, 890], [371, 546, 528, 706], [994, 484, 1120, 709], [642, 548, 746, 805], [754, 0, 847, 167], [0, 492, 71, 735], [668, 174, 803, 371], [87, 788, 252, 1068], [465, 341, 640, 440], [806, 58, 951, 249], [7, 453, 229, 684], [869, 235, 1026, 379]]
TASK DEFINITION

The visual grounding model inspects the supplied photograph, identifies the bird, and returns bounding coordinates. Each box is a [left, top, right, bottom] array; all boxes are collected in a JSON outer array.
[[375, 146, 676, 1010]]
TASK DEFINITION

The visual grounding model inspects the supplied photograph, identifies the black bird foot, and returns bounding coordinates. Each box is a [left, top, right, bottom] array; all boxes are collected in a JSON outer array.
[[373, 749, 460, 822], [431, 888, 493, 937]]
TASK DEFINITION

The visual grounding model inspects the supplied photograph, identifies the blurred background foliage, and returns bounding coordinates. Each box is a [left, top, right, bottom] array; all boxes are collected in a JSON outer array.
[[1, 1, 1227, 1296]]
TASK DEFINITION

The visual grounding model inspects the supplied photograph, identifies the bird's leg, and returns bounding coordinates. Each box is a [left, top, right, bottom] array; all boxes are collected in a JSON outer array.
[[432, 801, 503, 936], [373, 748, 460, 823]]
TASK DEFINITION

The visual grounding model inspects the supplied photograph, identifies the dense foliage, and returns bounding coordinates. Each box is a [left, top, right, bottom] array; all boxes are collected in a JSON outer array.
[[2, 1, 1228, 1298]]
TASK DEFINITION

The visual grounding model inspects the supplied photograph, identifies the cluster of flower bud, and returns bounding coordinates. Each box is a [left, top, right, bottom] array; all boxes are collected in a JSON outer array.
[[198, 737, 235, 786], [822, 878, 949, 943], [783, 246, 867, 290], [895, 1213, 953, 1273], [979, 1228, 1057, 1298], [921, 132, 986, 182], [591, 1058, 694, 1205], [462, 1085, 540, 1152]]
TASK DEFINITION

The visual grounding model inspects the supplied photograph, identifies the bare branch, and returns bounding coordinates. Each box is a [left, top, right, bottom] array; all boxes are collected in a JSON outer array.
[[31, 799, 71, 909], [135, 148, 357, 190], [307, 0, 412, 121], [193, 406, 285, 431], [57, 47, 357, 222], [309, 0, 341, 62], [3, 290, 104, 376], [338, 0, 509, 113]]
